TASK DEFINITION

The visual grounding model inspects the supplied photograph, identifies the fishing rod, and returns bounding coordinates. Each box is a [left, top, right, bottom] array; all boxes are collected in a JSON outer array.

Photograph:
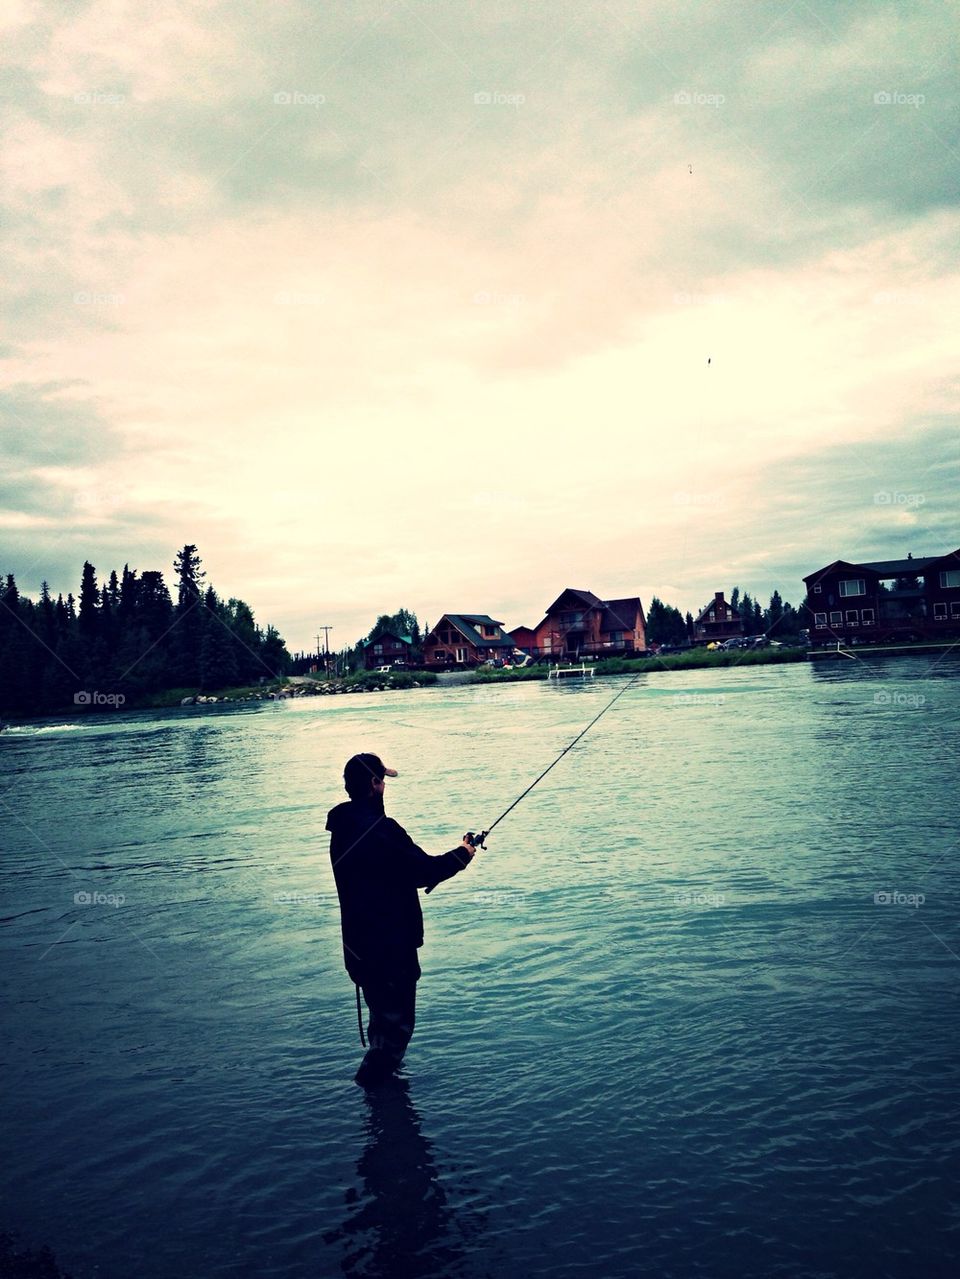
[[425, 667, 646, 893]]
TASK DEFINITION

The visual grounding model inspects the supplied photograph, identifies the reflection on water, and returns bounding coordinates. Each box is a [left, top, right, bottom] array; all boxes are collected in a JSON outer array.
[[325, 1078, 485, 1279]]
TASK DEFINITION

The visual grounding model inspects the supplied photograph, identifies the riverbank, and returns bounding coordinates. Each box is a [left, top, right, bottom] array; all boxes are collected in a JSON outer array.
[[472, 646, 807, 683]]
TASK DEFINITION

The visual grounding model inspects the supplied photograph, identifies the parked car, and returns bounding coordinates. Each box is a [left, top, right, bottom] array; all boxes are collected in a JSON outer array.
[[374, 665, 393, 675]]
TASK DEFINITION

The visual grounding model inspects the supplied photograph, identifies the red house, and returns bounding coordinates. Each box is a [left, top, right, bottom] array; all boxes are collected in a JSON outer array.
[[803, 548, 960, 644], [363, 631, 415, 669], [523, 588, 647, 660], [693, 591, 744, 645]]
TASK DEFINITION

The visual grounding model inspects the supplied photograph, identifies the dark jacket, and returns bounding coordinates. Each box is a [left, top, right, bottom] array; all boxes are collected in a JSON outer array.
[[326, 798, 472, 984]]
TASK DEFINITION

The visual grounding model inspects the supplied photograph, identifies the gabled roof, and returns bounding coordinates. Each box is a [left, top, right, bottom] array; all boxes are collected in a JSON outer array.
[[803, 559, 861, 584], [695, 595, 741, 624], [434, 614, 513, 648], [861, 557, 938, 575], [600, 597, 645, 631], [543, 588, 603, 615], [804, 556, 940, 581], [362, 631, 412, 649]]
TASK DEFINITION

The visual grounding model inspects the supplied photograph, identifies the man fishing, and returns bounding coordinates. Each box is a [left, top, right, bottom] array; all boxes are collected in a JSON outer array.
[[327, 753, 480, 1088]]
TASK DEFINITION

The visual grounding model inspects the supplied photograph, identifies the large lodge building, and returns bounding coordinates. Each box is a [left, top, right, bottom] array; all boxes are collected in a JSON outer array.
[[803, 549, 960, 645]]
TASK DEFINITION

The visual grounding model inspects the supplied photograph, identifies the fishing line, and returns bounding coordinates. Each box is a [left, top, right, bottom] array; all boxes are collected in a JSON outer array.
[[425, 668, 646, 892]]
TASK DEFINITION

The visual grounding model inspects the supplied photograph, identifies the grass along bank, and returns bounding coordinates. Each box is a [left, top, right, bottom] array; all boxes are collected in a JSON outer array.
[[471, 646, 807, 684]]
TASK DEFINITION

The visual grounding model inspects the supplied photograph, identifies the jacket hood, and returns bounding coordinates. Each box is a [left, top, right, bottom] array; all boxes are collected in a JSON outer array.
[[325, 797, 382, 832]]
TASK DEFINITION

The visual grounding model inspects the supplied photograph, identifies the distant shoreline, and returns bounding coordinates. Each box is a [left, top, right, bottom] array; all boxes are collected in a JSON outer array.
[[7, 644, 960, 731]]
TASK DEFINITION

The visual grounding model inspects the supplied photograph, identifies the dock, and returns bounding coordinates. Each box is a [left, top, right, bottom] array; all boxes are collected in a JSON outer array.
[[548, 663, 596, 679]]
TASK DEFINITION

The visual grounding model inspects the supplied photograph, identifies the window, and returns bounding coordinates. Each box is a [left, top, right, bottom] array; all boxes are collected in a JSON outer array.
[[482, 625, 497, 638], [862, 609, 875, 624], [456, 647, 467, 662], [933, 603, 947, 619], [952, 602, 960, 617], [725, 610, 732, 620], [840, 579, 866, 597], [830, 611, 842, 624], [940, 570, 960, 588], [813, 583, 822, 594], [814, 612, 827, 626], [845, 611, 859, 625], [608, 631, 624, 643], [560, 611, 584, 626]]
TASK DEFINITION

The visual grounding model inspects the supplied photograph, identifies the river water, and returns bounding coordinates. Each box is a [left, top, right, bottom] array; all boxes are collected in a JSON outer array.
[[2, 657, 959, 1279]]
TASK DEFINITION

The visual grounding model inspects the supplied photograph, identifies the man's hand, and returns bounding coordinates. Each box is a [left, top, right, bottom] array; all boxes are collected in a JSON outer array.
[[460, 832, 480, 858]]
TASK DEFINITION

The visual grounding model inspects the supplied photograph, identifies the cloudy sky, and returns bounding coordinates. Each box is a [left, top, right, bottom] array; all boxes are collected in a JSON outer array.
[[2, 0, 958, 651]]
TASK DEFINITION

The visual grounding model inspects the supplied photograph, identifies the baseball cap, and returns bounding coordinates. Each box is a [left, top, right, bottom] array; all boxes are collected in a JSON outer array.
[[343, 752, 398, 797]]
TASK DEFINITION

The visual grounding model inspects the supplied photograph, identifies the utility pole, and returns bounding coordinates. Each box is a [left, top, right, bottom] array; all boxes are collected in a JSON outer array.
[[317, 626, 333, 676]]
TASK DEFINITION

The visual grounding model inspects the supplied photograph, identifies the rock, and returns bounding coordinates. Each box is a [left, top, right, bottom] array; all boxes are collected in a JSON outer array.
[[180, 696, 195, 706]]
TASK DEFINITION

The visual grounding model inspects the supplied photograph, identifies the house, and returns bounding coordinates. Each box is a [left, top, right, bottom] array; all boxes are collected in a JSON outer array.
[[422, 615, 515, 667], [523, 588, 647, 660], [508, 625, 538, 654], [803, 549, 960, 644], [693, 591, 744, 645], [363, 631, 415, 669]]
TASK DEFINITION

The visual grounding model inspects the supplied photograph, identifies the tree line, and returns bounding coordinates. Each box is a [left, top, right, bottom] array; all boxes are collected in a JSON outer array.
[[0, 545, 290, 717], [625, 587, 805, 648]]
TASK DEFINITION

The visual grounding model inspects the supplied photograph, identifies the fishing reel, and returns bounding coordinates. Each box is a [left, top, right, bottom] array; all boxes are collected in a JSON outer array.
[[464, 830, 488, 850]]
